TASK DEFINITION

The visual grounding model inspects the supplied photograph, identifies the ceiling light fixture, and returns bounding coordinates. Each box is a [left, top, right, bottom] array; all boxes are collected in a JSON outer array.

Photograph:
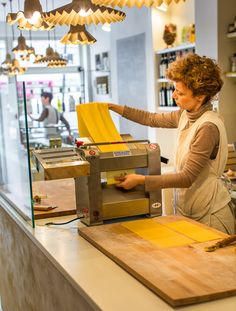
[[8, 0, 27, 75], [34, 40, 67, 68], [43, 0, 126, 26], [60, 24, 97, 45], [90, 0, 185, 8], [156, 2, 168, 11], [12, 34, 34, 54], [34, 0, 68, 67], [6, 0, 54, 31], [1, 2, 12, 72], [1, 53, 12, 70]]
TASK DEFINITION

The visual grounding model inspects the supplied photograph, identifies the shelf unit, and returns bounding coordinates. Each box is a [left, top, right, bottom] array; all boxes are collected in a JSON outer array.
[[226, 32, 236, 77], [225, 72, 236, 78], [156, 43, 196, 55], [155, 43, 195, 110], [227, 32, 236, 38]]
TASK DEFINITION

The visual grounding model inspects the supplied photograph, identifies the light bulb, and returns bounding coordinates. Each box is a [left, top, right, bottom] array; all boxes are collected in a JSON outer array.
[[102, 23, 111, 32], [79, 9, 91, 17], [156, 3, 168, 12], [29, 53, 36, 63], [27, 11, 41, 25]]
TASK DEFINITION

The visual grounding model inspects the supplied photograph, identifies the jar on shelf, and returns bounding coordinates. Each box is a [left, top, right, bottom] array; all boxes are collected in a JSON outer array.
[[228, 23, 235, 34], [230, 53, 236, 72]]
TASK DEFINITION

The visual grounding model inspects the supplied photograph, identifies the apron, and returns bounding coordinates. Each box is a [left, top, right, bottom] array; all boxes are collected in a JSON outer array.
[[43, 105, 60, 138], [174, 110, 231, 227]]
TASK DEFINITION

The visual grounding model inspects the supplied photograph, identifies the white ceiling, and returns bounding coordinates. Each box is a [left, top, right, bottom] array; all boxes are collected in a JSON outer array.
[[0, 0, 69, 22]]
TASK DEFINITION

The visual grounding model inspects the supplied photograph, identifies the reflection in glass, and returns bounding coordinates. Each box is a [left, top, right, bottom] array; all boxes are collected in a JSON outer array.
[[0, 79, 34, 227]]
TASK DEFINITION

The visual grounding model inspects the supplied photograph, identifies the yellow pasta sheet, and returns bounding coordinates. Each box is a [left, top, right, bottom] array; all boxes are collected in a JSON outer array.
[[76, 103, 128, 153], [164, 220, 222, 242], [122, 219, 223, 248]]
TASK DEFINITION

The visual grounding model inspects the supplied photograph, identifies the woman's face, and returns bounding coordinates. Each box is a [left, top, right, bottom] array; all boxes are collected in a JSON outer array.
[[172, 81, 205, 112]]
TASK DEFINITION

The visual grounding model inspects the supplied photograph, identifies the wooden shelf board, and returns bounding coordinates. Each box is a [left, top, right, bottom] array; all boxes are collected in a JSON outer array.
[[155, 43, 195, 55], [227, 32, 236, 38], [225, 72, 236, 77]]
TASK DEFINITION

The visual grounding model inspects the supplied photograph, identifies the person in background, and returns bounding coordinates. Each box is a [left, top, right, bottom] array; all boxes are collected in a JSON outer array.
[[108, 53, 235, 234], [28, 91, 73, 142]]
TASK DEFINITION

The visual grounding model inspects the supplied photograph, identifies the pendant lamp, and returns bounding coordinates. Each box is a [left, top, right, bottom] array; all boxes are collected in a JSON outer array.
[[1, 53, 12, 70], [34, 46, 68, 67], [43, 0, 126, 26], [60, 25, 96, 45], [12, 34, 35, 54], [90, 0, 185, 8], [45, 17, 68, 67], [6, 0, 54, 31], [8, 59, 27, 76], [1, 2, 11, 72], [47, 52, 68, 67]]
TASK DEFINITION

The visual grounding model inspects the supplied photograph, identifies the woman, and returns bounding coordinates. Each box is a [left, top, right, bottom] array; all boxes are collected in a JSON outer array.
[[108, 53, 235, 234]]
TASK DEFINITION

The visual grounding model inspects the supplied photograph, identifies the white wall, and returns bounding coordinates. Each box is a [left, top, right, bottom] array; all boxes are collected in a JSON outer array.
[[89, 7, 154, 136], [195, 0, 218, 59]]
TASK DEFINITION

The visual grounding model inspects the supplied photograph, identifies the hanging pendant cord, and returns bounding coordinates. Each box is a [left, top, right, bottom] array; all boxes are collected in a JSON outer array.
[[2, 3, 9, 52]]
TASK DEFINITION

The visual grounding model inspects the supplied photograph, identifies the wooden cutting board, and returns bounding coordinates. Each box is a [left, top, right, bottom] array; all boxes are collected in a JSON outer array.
[[33, 179, 76, 219], [79, 215, 236, 307]]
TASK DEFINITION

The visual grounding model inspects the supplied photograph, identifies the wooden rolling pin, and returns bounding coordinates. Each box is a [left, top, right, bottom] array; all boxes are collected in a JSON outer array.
[[204, 235, 236, 252], [34, 205, 57, 211]]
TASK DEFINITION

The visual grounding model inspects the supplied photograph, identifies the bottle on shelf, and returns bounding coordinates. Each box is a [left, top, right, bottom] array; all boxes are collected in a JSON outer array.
[[159, 83, 165, 107], [166, 83, 173, 107], [159, 54, 165, 79], [159, 83, 176, 108], [157, 45, 195, 108], [57, 98, 62, 112], [62, 101, 65, 112], [69, 95, 76, 111], [230, 53, 236, 72]]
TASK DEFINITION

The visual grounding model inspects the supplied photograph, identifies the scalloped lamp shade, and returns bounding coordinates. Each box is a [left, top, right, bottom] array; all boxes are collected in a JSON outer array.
[[8, 59, 27, 75], [6, 0, 54, 31], [34, 46, 68, 67], [47, 52, 68, 67], [91, 0, 185, 8], [34, 46, 54, 64], [60, 25, 96, 45], [1, 53, 12, 69], [12, 35, 35, 54], [43, 0, 126, 26]]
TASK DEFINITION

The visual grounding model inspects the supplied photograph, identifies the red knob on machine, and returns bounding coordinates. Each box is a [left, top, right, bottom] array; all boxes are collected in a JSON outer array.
[[75, 140, 84, 148], [89, 150, 96, 156]]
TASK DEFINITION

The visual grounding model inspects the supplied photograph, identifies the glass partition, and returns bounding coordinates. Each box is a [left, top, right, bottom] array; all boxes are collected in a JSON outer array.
[[0, 78, 34, 227]]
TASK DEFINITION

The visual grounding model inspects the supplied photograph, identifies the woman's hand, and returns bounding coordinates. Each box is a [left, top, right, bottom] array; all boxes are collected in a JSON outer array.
[[115, 174, 145, 190], [107, 103, 124, 115]]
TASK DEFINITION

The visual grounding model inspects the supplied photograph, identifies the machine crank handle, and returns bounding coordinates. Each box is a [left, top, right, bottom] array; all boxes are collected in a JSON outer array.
[[161, 156, 169, 164]]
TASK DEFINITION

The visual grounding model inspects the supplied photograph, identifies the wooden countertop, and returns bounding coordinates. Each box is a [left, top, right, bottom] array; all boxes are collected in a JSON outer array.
[[1, 192, 236, 311], [31, 215, 236, 311]]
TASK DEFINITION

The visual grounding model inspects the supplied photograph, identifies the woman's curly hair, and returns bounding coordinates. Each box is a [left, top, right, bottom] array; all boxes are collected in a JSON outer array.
[[166, 53, 223, 103]]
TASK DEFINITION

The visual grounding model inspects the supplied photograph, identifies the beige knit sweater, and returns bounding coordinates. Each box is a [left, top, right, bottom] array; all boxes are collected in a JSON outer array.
[[123, 102, 220, 190]]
